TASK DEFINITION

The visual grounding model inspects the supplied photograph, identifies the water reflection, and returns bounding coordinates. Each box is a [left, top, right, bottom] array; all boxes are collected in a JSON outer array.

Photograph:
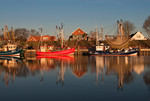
[[0, 55, 150, 90], [0, 56, 24, 86], [105, 56, 135, 90]]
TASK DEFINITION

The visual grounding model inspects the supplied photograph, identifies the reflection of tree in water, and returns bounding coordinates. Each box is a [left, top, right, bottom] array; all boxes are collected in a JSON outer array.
[[106, 56, 135, 90], [143, 70, 150, 100], [143, 71, 150, 86], [123, 72, 135, 84]]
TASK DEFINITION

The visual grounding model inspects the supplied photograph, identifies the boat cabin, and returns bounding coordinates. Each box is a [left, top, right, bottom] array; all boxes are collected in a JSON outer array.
[[40, 45, 54, 52], [96, 43, 110, 51], [3, 43, 17, 51]]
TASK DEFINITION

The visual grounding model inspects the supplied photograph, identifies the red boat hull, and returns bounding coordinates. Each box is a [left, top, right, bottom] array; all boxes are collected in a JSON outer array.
[[36, 48, 75, 56]]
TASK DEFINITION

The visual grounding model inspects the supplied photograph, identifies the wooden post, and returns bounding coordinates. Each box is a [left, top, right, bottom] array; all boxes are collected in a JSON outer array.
[[77, 45, 79, 55], [139, 45, 141, 56]]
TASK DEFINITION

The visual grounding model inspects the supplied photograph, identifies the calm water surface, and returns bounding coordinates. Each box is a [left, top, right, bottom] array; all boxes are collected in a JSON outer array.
[[0, 56, 150, 101]]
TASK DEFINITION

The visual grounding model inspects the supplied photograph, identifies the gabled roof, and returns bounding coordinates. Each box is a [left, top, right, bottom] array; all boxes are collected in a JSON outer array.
[[72, 71, 86, 78], [71, 28, 87, 36], [130, 31, 143, 38], [130, 33, 135, 37]]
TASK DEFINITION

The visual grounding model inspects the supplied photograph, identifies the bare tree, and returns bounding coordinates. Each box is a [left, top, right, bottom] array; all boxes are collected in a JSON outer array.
[[123, 20, 135, 35], [15, 28, 30, 42], [30, 29, 40, 36], [143, 16, 150, 37]]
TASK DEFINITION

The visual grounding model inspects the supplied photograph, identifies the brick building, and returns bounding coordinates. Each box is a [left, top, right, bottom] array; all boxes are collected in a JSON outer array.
[[69, 28, 89, 41], [27, 35, 56, 42]]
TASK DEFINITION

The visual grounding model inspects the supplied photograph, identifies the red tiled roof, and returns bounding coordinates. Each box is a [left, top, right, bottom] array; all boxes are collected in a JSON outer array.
[[71, 28, 86, 36], [72, 71, 86, 78], [27, 35, 56, 42]]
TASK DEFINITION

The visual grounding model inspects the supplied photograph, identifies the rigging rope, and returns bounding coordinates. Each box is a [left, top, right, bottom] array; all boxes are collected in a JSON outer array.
[[106, 23, 117, 35]]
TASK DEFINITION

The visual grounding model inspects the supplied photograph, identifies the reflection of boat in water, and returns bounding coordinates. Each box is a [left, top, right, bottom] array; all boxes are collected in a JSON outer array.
[[105, 56, 135, 90], [0, 56, 21, 68], [36, 55, 74, 61], [0, 56, 23, 86], [89, 19, 139, 56], [0, 56, 21, 61]]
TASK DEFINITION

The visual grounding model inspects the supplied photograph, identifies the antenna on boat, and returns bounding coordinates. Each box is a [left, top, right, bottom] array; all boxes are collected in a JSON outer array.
[[11, 27, 15, 42], [101, 25, 103, 41], [61, 23, 64, 48], [39, 27, 43, 47], [56, 25, 60, 40], [117, 19, 124, 37], [95, 27, 99, 45], [56, 23, 64, 49], [117, 20, 120, 35]]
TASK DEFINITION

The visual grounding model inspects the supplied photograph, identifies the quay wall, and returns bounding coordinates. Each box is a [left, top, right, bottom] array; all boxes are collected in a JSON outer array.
[[23, 48, 150, 57], [139, 49, 150, 56]]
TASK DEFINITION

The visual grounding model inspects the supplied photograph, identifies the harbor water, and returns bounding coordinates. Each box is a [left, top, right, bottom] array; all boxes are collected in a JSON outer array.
[[0, 56, 150, 101]]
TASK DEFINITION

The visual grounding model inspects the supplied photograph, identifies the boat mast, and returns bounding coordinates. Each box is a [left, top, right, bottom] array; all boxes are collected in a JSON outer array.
[[2, 26, 8, 40], [61, 23, 63, 48], [56, 26, 60, 40], [95, 27, 98, 45], [39, 27, 43, 47], [117, 19, 124, 41], [11, 27, 15, 42], [4, 25, 11, 40], [117, 20, 120, 36], [101, 25, 103, 41], [120, 19, 124, 37]]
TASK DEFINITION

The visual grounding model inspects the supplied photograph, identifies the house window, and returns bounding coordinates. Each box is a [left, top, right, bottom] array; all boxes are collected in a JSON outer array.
[[137, 35, 141, 38], [43, 37, 49, 40]]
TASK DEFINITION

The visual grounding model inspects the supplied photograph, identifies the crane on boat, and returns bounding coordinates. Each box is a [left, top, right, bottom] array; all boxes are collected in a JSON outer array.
[[1, 25, 15, 42]]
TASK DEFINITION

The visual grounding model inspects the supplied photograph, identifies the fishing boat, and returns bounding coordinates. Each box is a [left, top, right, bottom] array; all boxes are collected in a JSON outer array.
[[0, 43, 21, 57], [36, 47, 75, 56], [0, 26, 21, 57], [89, 20, 139, 56], [89, 47, 139, 56], [36, 24, 75, 56]]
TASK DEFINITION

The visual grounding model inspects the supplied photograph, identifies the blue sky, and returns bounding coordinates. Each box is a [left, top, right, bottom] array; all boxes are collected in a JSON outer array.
[[0, 0, 150, 38]]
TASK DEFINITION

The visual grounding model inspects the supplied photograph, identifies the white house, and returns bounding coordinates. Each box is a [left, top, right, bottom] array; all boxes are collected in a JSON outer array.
[[131, 31, 147, 41]]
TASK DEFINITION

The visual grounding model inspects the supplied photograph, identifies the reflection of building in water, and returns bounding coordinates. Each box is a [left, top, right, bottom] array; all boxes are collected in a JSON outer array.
[[95, 56, 105, 84], [72, 56, 87, 78], [133, 57, 145, 75], [106, 56, 135, 90]]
